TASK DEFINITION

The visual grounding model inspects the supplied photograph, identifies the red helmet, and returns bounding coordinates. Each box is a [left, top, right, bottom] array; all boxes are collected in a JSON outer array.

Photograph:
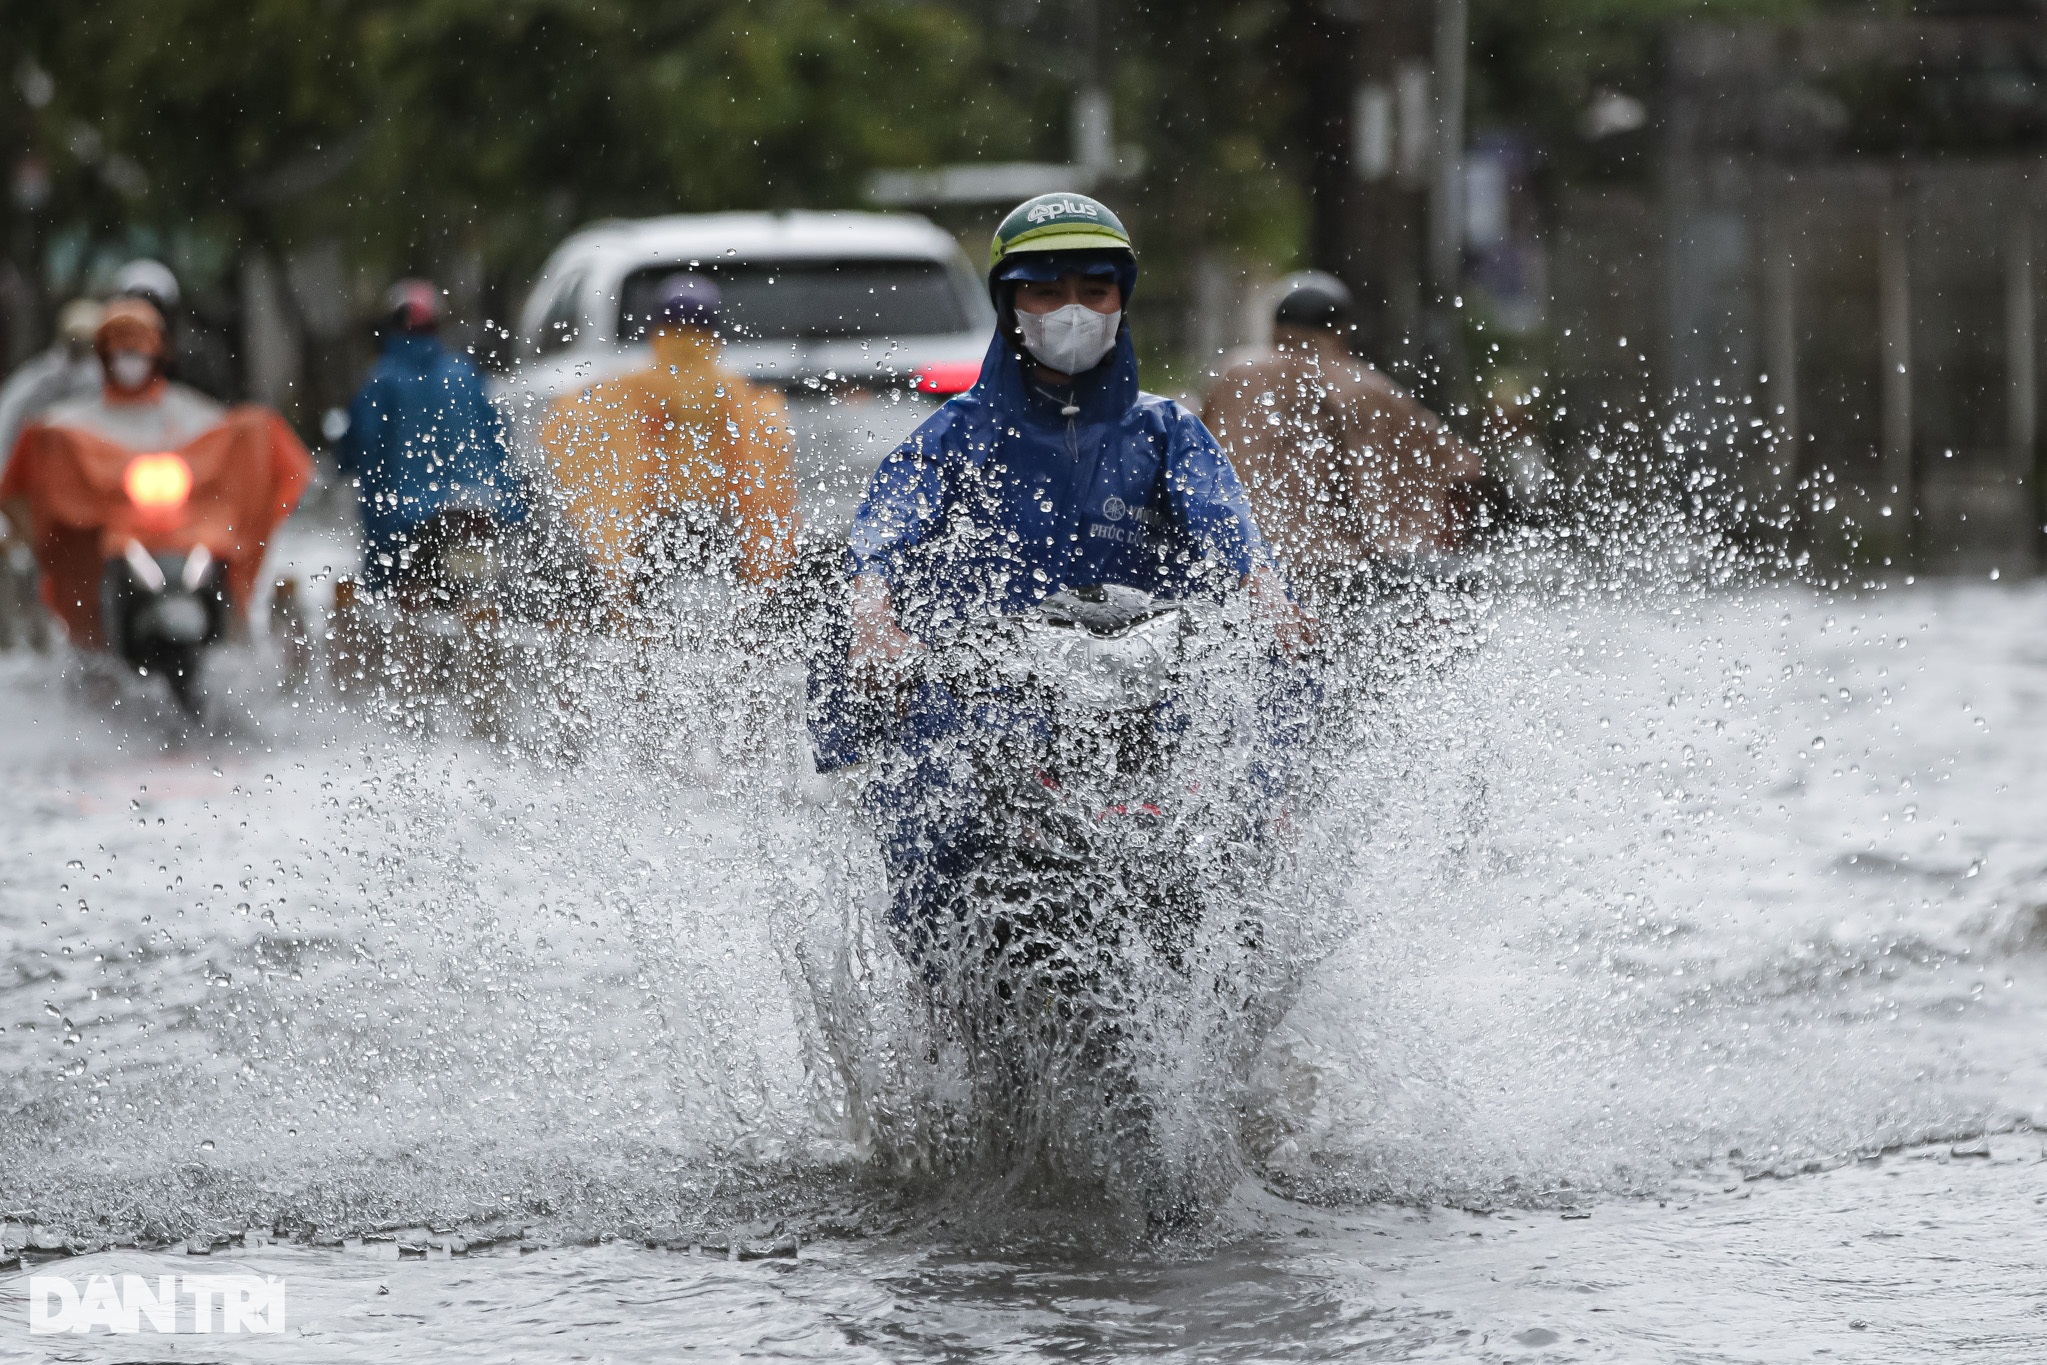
[[383, 279, 440, 334]]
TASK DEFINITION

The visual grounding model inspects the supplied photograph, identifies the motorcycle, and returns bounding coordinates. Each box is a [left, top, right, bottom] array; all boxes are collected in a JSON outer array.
[[99, 533, 230, 715], [94, 453, 235, 715], [330, 508, 520, 737], [0, 410, 311, 716], [891, 585, 1299, 1226], [916, 587, 1237, 964]]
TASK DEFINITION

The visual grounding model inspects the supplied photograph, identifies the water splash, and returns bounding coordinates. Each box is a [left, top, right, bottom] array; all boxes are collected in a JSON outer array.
[[0, 454, 2038, 1254]]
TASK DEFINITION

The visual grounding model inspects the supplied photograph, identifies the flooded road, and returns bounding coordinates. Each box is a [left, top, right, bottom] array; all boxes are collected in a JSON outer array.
[[5, 1139, 2046, 1363], [2, 572, 2045, 1361]]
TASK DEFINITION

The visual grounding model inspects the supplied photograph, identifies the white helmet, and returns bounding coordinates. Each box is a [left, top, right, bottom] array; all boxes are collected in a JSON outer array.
[[113, 258, 181, 312], [56, 298, 104, 350]]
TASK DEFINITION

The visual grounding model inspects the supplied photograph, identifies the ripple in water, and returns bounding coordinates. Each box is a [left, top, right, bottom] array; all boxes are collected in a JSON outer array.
[[2, 485, 2046, 1357]]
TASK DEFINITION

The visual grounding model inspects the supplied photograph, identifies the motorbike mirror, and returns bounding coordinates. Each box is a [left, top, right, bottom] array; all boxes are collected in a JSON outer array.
[[124, 452, 192, 510], [122, 538, 168, 592], [180, 543, 214, 592]]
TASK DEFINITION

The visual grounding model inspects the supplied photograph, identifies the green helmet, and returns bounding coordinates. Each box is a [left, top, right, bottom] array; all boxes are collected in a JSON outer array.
[[988, 192, 1134, 275]]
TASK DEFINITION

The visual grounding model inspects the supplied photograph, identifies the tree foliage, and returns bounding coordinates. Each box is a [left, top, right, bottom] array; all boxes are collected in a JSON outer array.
[[2, 0, 1043, 305], [1, 0, 1867, 337]]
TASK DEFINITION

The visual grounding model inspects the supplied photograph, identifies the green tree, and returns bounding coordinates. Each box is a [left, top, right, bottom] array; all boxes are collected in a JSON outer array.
[[1, 0, 1045, 321]]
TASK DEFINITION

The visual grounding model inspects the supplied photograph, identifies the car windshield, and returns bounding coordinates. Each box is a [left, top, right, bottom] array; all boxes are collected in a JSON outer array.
[[618, 258, 970, 343]]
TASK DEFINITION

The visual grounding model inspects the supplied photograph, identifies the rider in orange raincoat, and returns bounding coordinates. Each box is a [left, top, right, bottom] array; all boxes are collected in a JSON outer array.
[[539, 275, 796, 613], [0, 299, 311, 648]]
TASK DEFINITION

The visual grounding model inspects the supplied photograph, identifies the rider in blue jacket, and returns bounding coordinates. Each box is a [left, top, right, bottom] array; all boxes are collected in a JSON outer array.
[[815, 192, 1306, 950], [336, 281, 527, 592]]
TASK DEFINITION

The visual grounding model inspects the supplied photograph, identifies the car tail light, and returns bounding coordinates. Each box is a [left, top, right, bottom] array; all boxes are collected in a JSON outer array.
[[125, 453, 192, 510], [914, 361, 980, 395]]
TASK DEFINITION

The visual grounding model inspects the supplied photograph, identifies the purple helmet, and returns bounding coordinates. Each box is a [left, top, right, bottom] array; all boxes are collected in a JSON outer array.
[[650, 274, 720, 331]]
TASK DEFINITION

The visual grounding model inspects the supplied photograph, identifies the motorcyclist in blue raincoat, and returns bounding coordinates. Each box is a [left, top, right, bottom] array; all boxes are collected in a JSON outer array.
[[336, 281, 527, 592], [813, 192, 1308, 948]]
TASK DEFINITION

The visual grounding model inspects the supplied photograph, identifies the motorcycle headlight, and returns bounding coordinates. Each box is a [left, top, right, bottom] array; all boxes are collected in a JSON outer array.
[[124, 453, 192, 511]]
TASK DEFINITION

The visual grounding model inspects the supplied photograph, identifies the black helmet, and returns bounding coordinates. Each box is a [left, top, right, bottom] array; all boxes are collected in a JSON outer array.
[[1273, 271, 1354, 331]]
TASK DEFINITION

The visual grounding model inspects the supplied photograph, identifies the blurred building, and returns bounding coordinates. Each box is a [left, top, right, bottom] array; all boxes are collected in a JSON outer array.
[[1552, 8, 2047, 576]]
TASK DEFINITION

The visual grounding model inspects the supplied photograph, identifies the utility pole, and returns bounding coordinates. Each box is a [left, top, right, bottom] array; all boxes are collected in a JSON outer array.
[[1075, 0, 1110, 171], [1296, 0, 1362, 290], [1879, 184, 1914, 553], [1427, 0, 1468, 302], [1305, 0, 1451, 385], [1421, 0, 1470, 404]]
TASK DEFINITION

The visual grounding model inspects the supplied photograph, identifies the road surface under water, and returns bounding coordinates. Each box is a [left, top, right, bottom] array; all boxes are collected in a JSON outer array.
[[1, 571, 2044, 1362]]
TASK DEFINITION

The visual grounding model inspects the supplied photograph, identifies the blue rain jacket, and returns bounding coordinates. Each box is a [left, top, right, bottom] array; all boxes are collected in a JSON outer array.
[[844, 327, 1265, 638], [337, 334, 527, 589], [812, 324, 1272, 774], [811, 317, 1283, 948]]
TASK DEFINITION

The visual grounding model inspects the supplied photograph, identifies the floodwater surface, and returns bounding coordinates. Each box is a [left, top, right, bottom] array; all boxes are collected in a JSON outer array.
[[1, 571, 2044, 1362]]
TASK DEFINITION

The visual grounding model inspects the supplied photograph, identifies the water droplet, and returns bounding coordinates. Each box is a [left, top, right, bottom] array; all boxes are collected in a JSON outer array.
[[199, 1139, 215, 1152]]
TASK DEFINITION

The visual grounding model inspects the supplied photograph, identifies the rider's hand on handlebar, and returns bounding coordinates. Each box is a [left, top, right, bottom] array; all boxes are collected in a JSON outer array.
[[849, 575, 924, 692], [1249, 565, 1318, 659]]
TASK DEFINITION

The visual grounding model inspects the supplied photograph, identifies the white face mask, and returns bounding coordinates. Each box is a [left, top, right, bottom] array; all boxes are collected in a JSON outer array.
[[107, 350, 156, 391], [1016, 303, 1121, 377]]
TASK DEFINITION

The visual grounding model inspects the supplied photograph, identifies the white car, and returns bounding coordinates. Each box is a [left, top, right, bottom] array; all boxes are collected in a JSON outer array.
[[492, 211, 995, 536]]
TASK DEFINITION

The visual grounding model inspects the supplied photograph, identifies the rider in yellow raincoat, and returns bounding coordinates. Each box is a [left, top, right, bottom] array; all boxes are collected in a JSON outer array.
[[540, 275, 797, 608]]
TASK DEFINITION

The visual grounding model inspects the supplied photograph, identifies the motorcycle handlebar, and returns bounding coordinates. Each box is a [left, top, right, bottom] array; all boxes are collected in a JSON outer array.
[[896, 600, 1222, 701]]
